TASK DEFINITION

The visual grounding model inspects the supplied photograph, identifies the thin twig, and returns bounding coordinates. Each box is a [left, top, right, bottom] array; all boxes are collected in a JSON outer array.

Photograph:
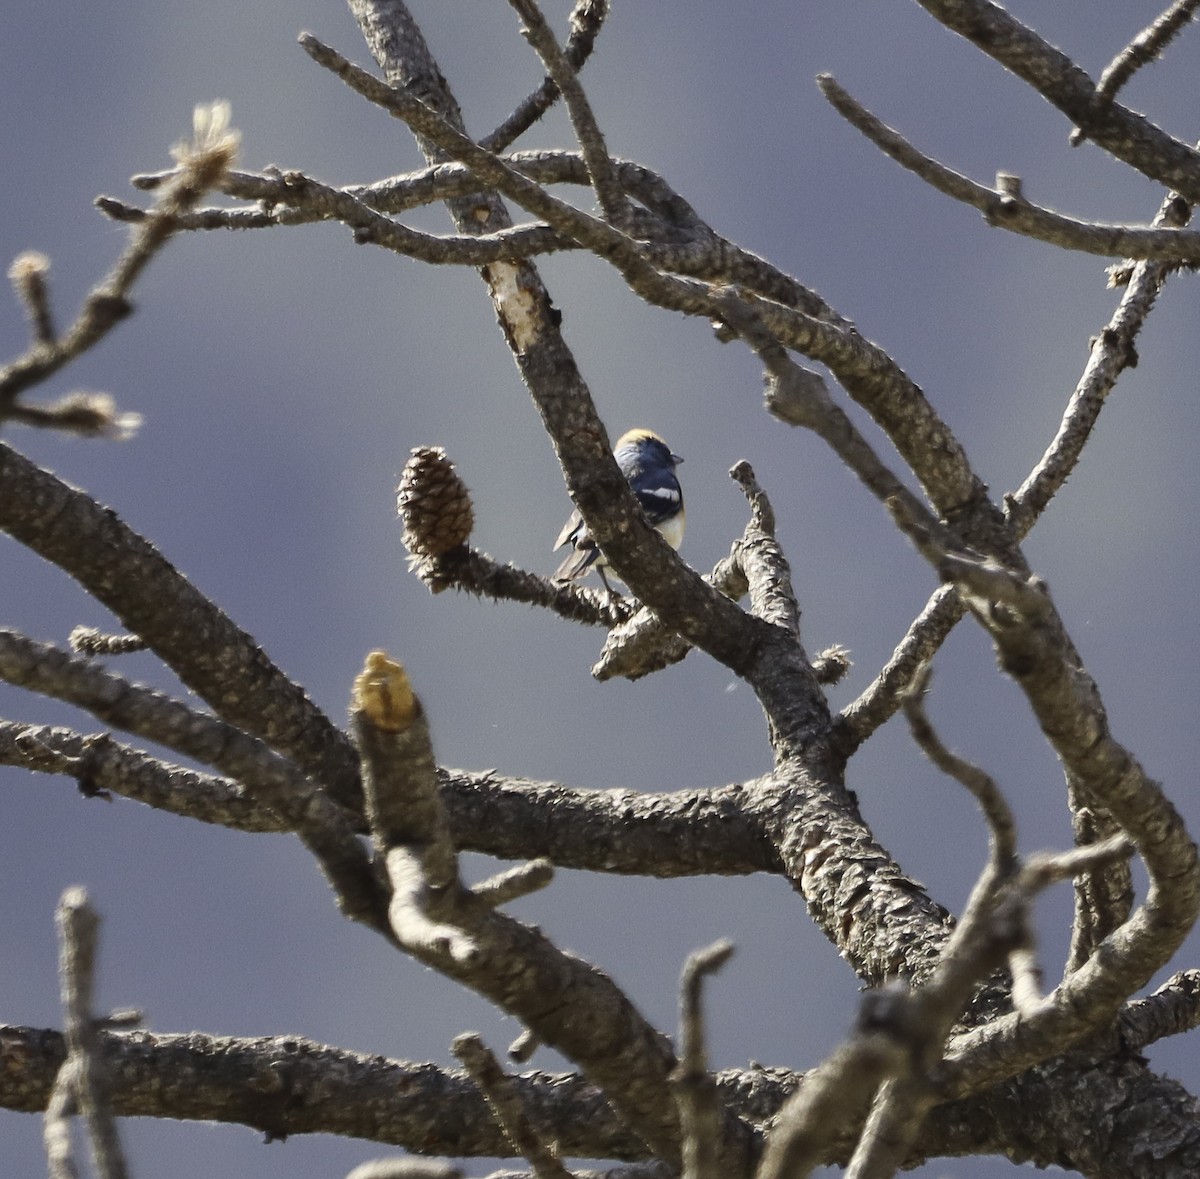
[[1071, 0, 1200, 143], [472, 859, 554, 907], [727, 462, 800, 635], [8, 251, 55, 344], [54, 888, 129, 1179], [483, 0, 609, 152], [69, 627, 147, 656], [43, 1058, 80, 1179], [346, 1160, 462, 1179], [900, 664, 1017, 872], [1007, 189, 1190, 530], [505, 0, 628, 224], [410, 544, 634, 627], [452, 1034, 574, 1179], [674, 941, 735, 1179], [836, 585, 963, 755], [1, 103, 239, 425]]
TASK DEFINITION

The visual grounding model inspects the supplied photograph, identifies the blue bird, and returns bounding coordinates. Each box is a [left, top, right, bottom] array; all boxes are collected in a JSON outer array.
[[553, 428, 685, 591]]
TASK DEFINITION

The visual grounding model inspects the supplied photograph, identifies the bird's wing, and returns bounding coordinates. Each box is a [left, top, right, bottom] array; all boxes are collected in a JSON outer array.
[[633, 471, 683, 527]]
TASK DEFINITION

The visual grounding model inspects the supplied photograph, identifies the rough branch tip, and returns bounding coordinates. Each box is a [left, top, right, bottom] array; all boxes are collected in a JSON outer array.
[[353, 650, 419, 732]]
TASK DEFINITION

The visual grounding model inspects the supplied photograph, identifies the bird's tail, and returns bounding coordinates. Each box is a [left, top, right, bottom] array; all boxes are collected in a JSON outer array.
[[553, 543, 599, 584]]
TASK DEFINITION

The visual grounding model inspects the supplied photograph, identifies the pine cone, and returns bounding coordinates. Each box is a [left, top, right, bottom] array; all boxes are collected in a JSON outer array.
[[397, 446, 474, 558]]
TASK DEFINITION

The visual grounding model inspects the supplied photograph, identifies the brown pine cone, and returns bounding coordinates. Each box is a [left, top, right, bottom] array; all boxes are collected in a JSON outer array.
[[397, 446, 474, 558]]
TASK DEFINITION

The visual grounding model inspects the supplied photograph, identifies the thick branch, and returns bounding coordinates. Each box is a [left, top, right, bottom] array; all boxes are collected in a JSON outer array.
[[349, 650, 751, 1169]]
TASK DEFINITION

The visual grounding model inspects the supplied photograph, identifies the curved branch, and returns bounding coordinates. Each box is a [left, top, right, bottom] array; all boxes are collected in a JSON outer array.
[[938, 568, 1200, 1096], [819, 74, 1200, 261]]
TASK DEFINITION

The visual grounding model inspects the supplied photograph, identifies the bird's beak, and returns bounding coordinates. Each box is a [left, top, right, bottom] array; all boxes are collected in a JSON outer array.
[[671, 453, 684, 464]]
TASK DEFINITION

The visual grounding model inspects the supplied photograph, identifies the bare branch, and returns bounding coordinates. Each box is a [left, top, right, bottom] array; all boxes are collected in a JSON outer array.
[[0, 720, 283, 830], [1, 103, 239, 427], [938, 565, 1199, 1094], [836, 585, 963, 755], [438, 768, 778, 877], [1072, 0, 1200, 141], [408, 544, 634, 627], [674, 941, 736, 1179], [472, 859, 554, 908], [8, 251, 55, 344], [841, 184, 1190, 757], [2, 1024, 650, 1158], [301, 33, 984, 529], [0, 623, 386, 935], [914, 0, 1200, 200], [68, 627, 147, 657], [1116, 969, 1200, 1051], [42, 1060, 79, 1179], [820, 74, 1200, 261], [1008, 190, 1190, 530], [346, 1161, 461, 1179], [727, 463, 800, 635], [591, 531, 750, 682], [53, 888, 129, 1179], [483, 0, 609, 152], [757, 987, 911, 1179], [505, 0, 628, 225], [348, 649, 727, 1167], [452, 1034, 574, 1179], [0, 629, 312, 803], [1064, 784, 1135, 973], [900, 664, 1017, 872]]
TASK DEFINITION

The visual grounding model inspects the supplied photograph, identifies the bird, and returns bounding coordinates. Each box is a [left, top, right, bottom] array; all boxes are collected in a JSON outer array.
[[553, 428, 685, 591]]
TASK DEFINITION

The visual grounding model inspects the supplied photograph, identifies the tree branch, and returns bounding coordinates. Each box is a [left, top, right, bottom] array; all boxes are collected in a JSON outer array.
[[49, 888, 129, 1179], [819, 74, 1200, 261], [1072, 0, 1200, 141], [914, 0, 1200, 200]]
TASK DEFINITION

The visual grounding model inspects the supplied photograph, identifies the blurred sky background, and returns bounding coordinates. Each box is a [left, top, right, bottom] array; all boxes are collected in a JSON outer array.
[[2, 3, 1200, 1176]]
